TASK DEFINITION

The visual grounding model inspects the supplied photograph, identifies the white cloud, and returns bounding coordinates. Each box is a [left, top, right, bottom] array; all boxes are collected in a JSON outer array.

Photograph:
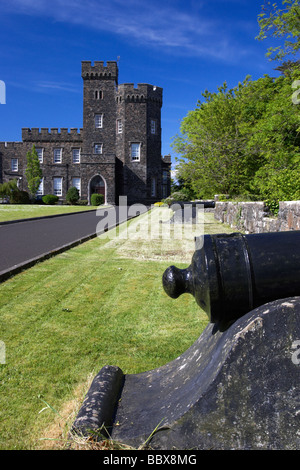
[[35, 81, 81, 93], [0, 0, 252, 61], [9, 79, 81, 94]]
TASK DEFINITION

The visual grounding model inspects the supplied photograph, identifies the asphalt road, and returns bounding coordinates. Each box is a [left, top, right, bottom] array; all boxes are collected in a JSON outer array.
[[0, 206, 144, 280]]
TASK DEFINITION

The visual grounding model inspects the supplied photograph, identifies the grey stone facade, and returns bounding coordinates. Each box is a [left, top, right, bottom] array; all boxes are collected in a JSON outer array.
[[0, 61, 171, 205]]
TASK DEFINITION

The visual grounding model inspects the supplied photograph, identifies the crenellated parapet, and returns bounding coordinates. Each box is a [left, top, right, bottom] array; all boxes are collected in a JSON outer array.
[[162, 154, 171, 164], [116, 83, 163, 105], [0, 141, 23, 150], [81, 60, 118, 84], [22, 128, 83, 142]]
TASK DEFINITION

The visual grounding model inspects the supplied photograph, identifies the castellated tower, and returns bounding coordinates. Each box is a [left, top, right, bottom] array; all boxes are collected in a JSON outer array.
[[0, 60, 170, 205], [81, 61, 165, 205], [81, 61, 119, 204], [116, 83, 163, 204]]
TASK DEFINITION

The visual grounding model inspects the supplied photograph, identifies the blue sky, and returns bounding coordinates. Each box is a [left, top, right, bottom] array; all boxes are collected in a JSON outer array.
[[0, 0, 281, 166]]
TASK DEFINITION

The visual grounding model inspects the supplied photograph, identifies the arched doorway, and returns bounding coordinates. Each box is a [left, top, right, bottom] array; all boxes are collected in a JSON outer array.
[[89, 174, 106, 204]]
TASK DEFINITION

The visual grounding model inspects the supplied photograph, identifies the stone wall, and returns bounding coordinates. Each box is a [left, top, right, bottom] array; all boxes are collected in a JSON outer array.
[[214, 200, 300, 233]]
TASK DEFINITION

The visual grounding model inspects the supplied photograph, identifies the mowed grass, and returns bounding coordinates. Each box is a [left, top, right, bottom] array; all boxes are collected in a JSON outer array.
[[0, 208, 233, 449], [0, 204, 100, 222]]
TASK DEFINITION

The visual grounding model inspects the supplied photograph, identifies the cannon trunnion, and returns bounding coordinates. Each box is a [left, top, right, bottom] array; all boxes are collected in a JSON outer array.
[[163, 231, 300, 330]]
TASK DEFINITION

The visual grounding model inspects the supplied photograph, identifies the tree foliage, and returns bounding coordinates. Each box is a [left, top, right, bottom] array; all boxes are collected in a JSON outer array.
[[171, 2, 300, 211], [66, 186, 80, 205], [0, 179, 18, 198], [172, 69, 300, 208], [256, 0, 300, 62], [25, 145, 42, 199]]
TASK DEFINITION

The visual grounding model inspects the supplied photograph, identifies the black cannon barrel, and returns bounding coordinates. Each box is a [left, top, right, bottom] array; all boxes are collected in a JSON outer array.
[[162, 231, 300, 330]]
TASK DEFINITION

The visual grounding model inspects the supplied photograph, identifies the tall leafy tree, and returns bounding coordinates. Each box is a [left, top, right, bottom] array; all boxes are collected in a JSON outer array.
[[172, 3, 300, 206], [172, 78, 261, 198], [25, 145, 42, 199], [256, 0, 300, 62], [249, 70, 300, 209], [172, 69, 300, 204]]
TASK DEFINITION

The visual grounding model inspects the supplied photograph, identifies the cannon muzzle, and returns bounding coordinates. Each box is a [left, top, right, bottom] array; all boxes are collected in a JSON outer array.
[[163, 231, 300, 330]]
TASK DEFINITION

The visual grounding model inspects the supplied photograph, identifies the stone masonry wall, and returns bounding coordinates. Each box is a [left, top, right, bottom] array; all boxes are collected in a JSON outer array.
[[214, 200, 300, 233]]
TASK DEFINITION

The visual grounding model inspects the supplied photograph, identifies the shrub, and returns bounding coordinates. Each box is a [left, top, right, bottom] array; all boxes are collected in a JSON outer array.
[[66, 186, 80, 205], [76, 199, 88, 206], [162, 197, 173, 207], [0, 179, 18, 198], [216, 194, 230, 202], [10, 190, 30, 204], [42, 194, 59, 205], [91, 193, 104, 206], [169, 191, 191, 201]]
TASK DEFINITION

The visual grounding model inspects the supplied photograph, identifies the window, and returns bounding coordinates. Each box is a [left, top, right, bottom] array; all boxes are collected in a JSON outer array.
[[95, 114, 103, 128], [53, 177, 62, 196], [95, 90, 103, 100], [162, 170, 168, 184], [151, 177, 156, 197], [151, 120, 157, 135], [72, 148, 80, 164], [11, 158, 18, 172], [54, 148, 62, 164], [117, 119, 122, 134], [131, 143, 140, 162], [36, 148, 43, 164], [36, 178, 44, 196], [94, 143, 103, 154], [72, 177, 81, 196]]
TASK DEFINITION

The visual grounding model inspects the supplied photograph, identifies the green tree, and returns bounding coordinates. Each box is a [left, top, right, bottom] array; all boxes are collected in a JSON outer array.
[[25, 145, 42, 200], [66, 186, 80, 205], [249, 69, 300, 212], [0, 179, 18, 199], [172, 78, 260, 198], [172, 69, 300, 204], [172, 2, 300, 206], [256, 0, 300, 62]]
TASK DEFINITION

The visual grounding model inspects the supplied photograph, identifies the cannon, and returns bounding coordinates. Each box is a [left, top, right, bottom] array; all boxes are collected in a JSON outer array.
[[163, 231, 300, 331], [73, 230, 300, 450]]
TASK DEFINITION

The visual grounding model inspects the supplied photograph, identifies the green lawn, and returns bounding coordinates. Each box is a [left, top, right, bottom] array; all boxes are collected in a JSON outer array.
[[0, 204, 100, 222], [0, 208, 233, 449]]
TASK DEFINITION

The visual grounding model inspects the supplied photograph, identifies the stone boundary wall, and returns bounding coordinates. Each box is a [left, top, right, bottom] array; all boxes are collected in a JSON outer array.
[[214, 200, 300, 233]]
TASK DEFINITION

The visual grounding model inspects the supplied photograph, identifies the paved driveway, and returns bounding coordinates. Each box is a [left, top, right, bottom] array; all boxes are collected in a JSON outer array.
[[0, 206, 145, 281]]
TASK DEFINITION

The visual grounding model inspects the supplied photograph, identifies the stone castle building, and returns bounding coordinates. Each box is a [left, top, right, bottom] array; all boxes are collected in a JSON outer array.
[[0, 60, 171, 205]]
